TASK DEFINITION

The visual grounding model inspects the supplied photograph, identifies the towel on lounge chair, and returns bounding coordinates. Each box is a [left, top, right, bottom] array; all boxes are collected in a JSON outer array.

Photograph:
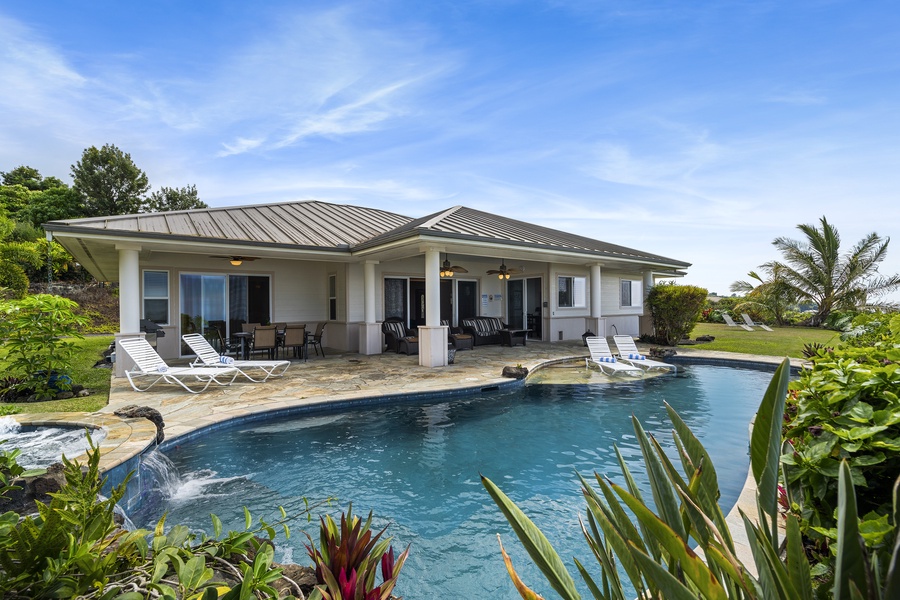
[[585, 337, 642, 376], [612, 336, 677, 373], [182, 333, 290, 382]]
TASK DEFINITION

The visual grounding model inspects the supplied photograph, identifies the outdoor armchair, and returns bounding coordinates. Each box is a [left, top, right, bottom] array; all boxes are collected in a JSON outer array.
[[382, 317, 415, 353]]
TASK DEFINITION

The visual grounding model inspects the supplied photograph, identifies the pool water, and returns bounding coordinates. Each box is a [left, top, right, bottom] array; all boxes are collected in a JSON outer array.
[[130, 364, 772, 598]]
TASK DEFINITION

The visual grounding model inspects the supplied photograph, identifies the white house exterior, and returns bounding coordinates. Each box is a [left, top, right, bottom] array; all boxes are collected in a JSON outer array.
[[45, 201, 690, 372]]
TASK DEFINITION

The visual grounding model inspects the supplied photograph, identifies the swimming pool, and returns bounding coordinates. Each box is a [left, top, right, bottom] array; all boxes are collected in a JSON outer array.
[[130, 364, 772, 598]]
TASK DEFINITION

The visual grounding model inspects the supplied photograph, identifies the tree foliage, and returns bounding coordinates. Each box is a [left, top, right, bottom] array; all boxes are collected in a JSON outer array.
[[71, 144, 150, 216], [731, 262, 798, 326], [0, 167, 84, 228], [646, 282, 708, 345], [0, 166, 65, 191], [768, 216, 900, 326], [146, 184, 208, 212]]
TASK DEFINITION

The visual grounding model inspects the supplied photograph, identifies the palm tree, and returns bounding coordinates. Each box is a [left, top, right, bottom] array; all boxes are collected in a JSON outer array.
[[730, 262, 797, 325], [769, 216, 900, 326]]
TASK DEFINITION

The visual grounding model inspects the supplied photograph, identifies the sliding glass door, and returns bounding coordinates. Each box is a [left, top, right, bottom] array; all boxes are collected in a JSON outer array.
[[179, 273, 270, 355]]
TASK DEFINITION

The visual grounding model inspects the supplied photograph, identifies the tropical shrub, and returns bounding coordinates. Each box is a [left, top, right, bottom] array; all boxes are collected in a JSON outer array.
[[0, 294, 88, 400], [646, 282, 708, 345], [700, 297, 744, 324], [0, 264, 28, 299], [840, 311, 895, 346], [781, 314, 900, 582], [0, 437, 320, 598], [305, 506, 410, 600], [483, 359, 900, 599]]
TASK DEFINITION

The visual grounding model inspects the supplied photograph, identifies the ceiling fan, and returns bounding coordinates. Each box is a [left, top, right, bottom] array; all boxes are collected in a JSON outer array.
[[210, 255, 260, 266], [486, 259, 523, 280], [440, 254, 468, 277]]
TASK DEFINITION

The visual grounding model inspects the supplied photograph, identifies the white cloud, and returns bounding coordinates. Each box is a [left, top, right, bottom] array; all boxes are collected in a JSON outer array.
[[218, 137, 266, 157]]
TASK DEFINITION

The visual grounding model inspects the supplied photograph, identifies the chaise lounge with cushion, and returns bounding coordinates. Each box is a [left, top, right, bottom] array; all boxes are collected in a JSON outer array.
[[460, 317, 508, 346]]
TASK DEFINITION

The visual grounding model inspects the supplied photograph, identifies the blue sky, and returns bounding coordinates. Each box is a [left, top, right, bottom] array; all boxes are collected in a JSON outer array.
[[2, 1, 899, 300]]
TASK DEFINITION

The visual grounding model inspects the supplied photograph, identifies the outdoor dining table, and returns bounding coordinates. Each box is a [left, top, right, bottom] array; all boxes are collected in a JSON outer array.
[[233, 331, 253, 360]]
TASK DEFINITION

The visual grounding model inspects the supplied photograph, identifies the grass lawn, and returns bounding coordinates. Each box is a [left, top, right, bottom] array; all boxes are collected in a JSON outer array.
[[1, 335, 113, 415], [684, 323, 841, 358]]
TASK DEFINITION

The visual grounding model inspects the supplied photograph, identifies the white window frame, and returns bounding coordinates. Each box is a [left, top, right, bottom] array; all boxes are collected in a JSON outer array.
[[142, 269, 170, 325], [557, 275, 586, 309], [328, 274, 337, 321], [620, 278, 643, 308]]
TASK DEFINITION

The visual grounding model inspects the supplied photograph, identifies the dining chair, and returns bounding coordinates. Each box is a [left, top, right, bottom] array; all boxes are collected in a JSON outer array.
[[242, 322, 262, 333], [309, 322, 326, 357], [281, 324, 307, 359], [250, 325, 278, 360]]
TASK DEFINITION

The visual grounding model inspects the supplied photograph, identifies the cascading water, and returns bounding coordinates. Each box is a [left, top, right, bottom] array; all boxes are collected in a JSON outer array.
[[130, 449, 255, 525], [0, 416, 106, 470]]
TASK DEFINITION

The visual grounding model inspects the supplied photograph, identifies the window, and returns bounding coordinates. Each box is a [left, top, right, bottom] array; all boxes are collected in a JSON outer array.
[[384, 278, 408, 321], [328, 274, 337, 321], [621, 279, 643, 307], [621, 280, 632, 307], [143, 270, 169, 324], [557, 276, 586, 308]]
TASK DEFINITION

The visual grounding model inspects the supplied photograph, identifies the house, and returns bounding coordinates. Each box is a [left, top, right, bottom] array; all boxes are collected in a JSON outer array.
[[44, 200, 690, 372]]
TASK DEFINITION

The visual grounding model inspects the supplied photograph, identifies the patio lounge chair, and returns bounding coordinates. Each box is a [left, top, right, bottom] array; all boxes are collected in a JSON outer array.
[[612, 335, 677, 373], [741, 313, 774, 331], [723, 314, 754, 331], [585, 337, 642, 376], [119, 337, 240, 394], [182, 333, 290, 382]]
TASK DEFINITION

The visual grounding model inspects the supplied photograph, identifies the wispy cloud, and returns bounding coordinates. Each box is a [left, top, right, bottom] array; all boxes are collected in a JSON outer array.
[[765, 89, 827, 105]]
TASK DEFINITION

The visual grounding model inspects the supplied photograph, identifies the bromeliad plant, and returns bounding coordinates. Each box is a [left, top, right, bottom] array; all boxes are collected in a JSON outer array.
[[482, 358, 900, 599], [304, 506, 410, 600]]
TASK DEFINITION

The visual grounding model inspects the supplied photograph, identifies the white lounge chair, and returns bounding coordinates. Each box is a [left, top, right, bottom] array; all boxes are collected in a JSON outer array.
[[612, 335, 677, 373], [741, 313, 773, 332], [182, 333, 291, 382], [585, 337, 642, 376], [722, 314, 754, 331], [118, 337, 240, 394]]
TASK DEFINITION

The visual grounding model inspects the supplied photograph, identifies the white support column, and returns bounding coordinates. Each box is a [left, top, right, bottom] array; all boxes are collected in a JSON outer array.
[[589, 263, 605, 337], [364, 260, 377, 323], [643, 271, 655, 299], [115, 243, 143, 378], [424, 249, 440, 327], [419, 248, 448, 367], [639, 270, 657, 338], [590, 264, 602, 319], [359, 260, 382, 355]]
